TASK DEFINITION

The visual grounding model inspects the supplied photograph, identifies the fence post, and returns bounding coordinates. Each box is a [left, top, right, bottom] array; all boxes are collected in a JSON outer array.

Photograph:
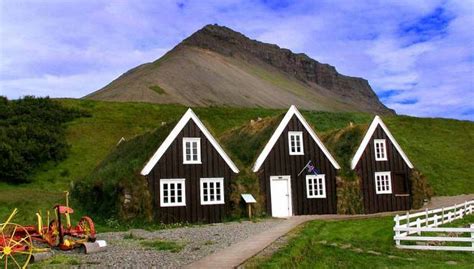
[[395, 215, 400, 246], [441, 207, 445, 224], [464, 201, 467, 216], [471, 224, 474, 253], [416, 218, 421, 236], [425, 208, 429, 226], [448, 211, 452, 223], [454, 204, 457, 220], [406, 211, 410, 227], [433, 213, 438, 227]]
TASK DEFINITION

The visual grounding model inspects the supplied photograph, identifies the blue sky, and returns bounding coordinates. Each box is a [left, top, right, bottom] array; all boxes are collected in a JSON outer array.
[[0, 0, 473, 120]]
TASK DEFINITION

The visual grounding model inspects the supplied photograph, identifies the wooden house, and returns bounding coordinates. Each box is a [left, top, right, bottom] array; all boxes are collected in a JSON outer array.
[[140, 108, 239, 223], [253, 106, 340, 217], [351, 116, 414, 213]]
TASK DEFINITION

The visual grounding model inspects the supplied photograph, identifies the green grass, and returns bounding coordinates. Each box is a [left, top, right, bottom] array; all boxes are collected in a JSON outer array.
[[30, 254, 80, 268], [149, 85, 166, 94], [140, 239, 185, 252], [247, 217, 474, 268], [0, 99, 472, 228]]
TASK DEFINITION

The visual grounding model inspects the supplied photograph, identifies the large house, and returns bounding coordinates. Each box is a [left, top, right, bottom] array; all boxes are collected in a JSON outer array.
[[351, 116, 414, 213], [252, 106, 340, 217], [141, 108, 239, 223]]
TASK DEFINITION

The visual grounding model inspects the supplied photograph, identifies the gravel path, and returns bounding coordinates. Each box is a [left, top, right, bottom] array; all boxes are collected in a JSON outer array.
[[66, 219, 284, 268]]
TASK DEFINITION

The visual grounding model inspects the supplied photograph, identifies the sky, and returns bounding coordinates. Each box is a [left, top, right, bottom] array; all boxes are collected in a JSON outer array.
[[0, 0, 473, 120]]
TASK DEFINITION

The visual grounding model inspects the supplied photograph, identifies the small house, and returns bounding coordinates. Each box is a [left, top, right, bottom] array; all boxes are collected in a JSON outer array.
[[351, 116, 414, 213], [141, 108, 239, 223], [253, 106, 340, 217]]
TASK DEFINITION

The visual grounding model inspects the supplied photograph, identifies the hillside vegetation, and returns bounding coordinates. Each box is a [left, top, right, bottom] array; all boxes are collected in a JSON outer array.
[[0, 96, 87, 183], [0, 99, 472, 227]]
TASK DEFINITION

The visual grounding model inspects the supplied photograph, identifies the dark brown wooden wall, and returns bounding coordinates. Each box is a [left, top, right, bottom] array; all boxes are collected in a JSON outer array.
[[147, 120, 235, 224], [257, 115, 337, 215], [355, 125, 412, 213]]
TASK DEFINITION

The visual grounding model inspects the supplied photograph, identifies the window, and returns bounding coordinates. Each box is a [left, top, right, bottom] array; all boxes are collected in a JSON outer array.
[[375, 171, 392, 194], [200, 178, 224, 205], [183, 137, 201, 164], [288, 131, 304, 155], [306, 175, 326, 198], [374, 139, 387, 161], [160, 179, 186, 207]]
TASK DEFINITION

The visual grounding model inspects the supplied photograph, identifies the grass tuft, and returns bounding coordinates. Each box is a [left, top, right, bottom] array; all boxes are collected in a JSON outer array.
[[140, 239, 185, 253]]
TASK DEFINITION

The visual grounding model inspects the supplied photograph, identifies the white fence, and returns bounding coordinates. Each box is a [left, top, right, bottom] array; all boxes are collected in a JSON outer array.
[[393, 200, 474, 251]]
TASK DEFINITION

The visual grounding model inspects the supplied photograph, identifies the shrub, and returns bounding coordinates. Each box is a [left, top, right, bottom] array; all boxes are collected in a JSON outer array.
[[0, 96, 89, 183], [410, 169, 433, 209]]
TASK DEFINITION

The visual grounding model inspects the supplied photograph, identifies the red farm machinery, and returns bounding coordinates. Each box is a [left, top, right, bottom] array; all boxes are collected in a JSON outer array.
[[0, 192, 97, 268]]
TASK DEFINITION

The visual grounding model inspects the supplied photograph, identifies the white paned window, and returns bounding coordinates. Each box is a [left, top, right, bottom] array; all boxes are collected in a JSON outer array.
[[200, 178, 224, 205], [374, 139, 387, 161], [288, 131, 304, 155], [306, 174, 326, 198], [375, 171, 392, 194], [160, 179, 186, 207], [183, 137, 201, 164]]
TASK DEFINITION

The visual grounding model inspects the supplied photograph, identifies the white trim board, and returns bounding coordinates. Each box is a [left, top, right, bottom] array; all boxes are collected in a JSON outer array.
[[141, 108, 239, 175], [252, 105, 340, 172], [350, 115, 414, 170]]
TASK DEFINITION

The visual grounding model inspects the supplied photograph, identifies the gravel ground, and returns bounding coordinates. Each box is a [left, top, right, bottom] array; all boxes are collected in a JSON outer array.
[[63, 219, 283, 268]]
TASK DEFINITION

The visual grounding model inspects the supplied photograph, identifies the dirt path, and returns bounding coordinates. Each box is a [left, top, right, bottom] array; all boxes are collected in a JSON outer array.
[[421, 194, 474, 210]]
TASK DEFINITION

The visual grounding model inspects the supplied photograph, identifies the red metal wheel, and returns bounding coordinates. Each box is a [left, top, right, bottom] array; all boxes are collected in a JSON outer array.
[[77, 217, 96, 242]]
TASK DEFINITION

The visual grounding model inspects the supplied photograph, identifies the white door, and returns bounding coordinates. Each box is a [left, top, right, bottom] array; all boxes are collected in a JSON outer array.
[[270, 175, 292, 217]]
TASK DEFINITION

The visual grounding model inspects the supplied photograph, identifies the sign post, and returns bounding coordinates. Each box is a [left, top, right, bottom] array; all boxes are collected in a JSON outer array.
[[241, 194, 257, 219]]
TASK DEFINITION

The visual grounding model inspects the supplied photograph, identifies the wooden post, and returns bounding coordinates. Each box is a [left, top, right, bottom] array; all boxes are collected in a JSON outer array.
[[433, 214, 438, 227], [448, 211, 452, 222], [406, 212, 410, 228], [454, 204, 457, 220], [425, 208, 429, 227], [248, 204, 252, 219], [395, 215, 400, 246], [471, 224, 474, 253], [441, 207, 445, 224], [416, 218, 421, 236], [464, 201, 467, 216]]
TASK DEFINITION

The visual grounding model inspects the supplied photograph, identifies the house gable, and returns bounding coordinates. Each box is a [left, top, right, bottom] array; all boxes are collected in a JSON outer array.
[[351, 115, 414, 170], [252, 105, 340, 172], [141, 108, 239, 175]]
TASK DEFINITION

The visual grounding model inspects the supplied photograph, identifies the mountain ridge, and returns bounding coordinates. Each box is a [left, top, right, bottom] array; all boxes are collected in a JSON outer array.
[[86, 24, 394, 115]]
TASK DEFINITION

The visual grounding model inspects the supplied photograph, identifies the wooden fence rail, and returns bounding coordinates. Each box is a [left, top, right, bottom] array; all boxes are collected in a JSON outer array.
[[393, 200, 474, 252]]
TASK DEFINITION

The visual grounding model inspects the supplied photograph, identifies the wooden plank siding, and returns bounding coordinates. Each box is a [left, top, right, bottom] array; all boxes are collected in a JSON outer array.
[[146, 120, 235, 224], [355, 125, 412, 213], [258, 115, 337, 216]]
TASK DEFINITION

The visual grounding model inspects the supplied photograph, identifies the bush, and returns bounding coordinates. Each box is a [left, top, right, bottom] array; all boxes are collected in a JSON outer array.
[[0, 96, 89, 183], [410, 169, 433, 209], [336, 176, 364, 214]]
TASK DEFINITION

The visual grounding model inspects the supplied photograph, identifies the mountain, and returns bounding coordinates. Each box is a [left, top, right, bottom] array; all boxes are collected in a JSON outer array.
[[85, 24, 394, 114]]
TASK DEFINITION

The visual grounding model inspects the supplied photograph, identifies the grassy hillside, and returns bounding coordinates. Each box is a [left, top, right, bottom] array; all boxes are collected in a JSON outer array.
[[0, 99, 472, 226]]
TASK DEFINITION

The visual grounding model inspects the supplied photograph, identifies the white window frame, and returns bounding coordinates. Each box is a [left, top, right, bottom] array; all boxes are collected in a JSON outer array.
[[200, 178, 225, 205], [374, 139, 387, 161], [306, 174, 326, 198], [375, 171, 392, 194], [288, 131, 304, 155], [160, 178, 186, 207], [183, 137, 201, 164]]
